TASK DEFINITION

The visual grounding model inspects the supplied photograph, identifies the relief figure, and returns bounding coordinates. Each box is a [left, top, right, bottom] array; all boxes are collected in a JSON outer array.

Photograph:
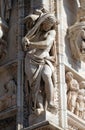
[[66, 72, 79, 113], [75, 81, 85, 119]]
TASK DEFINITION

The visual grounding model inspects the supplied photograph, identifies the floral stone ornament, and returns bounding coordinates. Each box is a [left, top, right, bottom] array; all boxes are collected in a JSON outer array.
[[68, 17, 85, 61]]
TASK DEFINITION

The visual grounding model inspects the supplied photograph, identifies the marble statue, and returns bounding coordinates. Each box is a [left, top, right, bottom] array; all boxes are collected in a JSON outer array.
[[66, 72, 79, 113], [23, 11, 58, 115], [75, 81, 85, 119]]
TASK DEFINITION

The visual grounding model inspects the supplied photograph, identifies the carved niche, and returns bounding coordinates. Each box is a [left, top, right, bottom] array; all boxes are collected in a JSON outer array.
[[68, 0, 85, 61]]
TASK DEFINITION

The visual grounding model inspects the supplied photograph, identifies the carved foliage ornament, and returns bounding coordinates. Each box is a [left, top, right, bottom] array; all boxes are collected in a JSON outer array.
[[68, 20, 85, 61]]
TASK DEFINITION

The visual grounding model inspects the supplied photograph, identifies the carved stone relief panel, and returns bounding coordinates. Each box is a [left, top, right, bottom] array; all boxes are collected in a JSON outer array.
[[65, 71, 85, 121], [68, 110, 85, 130], [66, 71, 79, 113], [22, 9, 59, 126], [79, 0, 85, 8], [0, 63, 17, 112]]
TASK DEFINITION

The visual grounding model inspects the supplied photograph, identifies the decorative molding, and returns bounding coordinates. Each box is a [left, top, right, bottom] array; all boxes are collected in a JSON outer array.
[[68, 110, 85, 130], [22, 121, 63, 130], [0, 106, 17, 120], [65, 64, 85, 82]]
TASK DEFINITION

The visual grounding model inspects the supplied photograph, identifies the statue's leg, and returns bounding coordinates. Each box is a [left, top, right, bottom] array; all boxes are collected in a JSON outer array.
[[42, 64, 54, 108], [25, 59, 38, 110]]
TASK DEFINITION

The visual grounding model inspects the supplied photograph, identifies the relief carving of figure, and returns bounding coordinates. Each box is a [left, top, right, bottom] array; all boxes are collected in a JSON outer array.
[[66, 72, 79, 113], [75, 81, 85, 119], [0, 79, 16, 111], [23, 11, 58, 115]]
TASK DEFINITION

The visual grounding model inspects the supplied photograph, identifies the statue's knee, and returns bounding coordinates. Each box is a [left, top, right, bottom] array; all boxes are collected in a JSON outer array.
[[42, 72, 51, 81]]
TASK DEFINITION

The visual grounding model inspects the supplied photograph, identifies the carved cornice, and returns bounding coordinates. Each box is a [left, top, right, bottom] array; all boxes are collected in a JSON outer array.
[[0, 59, 17, 72], [22, 121, 63, 130], [65, 64, 85, 82], [0, 106, 17, 120]]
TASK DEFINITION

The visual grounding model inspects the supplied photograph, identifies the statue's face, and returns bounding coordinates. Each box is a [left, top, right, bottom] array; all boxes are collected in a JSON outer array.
[[66, 72, 73, 81], [41, 19, 54, 31]]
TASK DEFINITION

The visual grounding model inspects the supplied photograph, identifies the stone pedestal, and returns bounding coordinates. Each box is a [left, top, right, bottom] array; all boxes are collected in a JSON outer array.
[[29, 111, 58, 127], [23, 120, 62, 130]]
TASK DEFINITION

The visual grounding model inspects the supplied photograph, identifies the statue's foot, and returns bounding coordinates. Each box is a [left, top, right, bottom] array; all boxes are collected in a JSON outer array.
[[48, 102, 55, 108], [48, 102, 57, 113], [35, 108, 44, 116]]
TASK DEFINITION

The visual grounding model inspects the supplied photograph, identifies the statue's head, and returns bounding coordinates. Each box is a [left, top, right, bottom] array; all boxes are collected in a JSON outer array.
[[41, 15, 57, 31], [66, 71, 73, 81], [79, 81, 85, 89]]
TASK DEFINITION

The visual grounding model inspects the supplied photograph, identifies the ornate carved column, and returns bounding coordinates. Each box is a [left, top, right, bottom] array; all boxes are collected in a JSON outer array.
[[56, 0, 68, 129]]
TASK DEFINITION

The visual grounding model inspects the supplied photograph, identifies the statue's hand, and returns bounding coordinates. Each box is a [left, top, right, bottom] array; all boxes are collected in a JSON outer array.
[[22, 37, 30, 51], [22, 37, 30, 45]]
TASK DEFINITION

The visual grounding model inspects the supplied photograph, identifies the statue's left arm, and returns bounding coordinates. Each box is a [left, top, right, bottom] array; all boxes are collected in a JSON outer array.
[[23, 30, 56, 49]]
